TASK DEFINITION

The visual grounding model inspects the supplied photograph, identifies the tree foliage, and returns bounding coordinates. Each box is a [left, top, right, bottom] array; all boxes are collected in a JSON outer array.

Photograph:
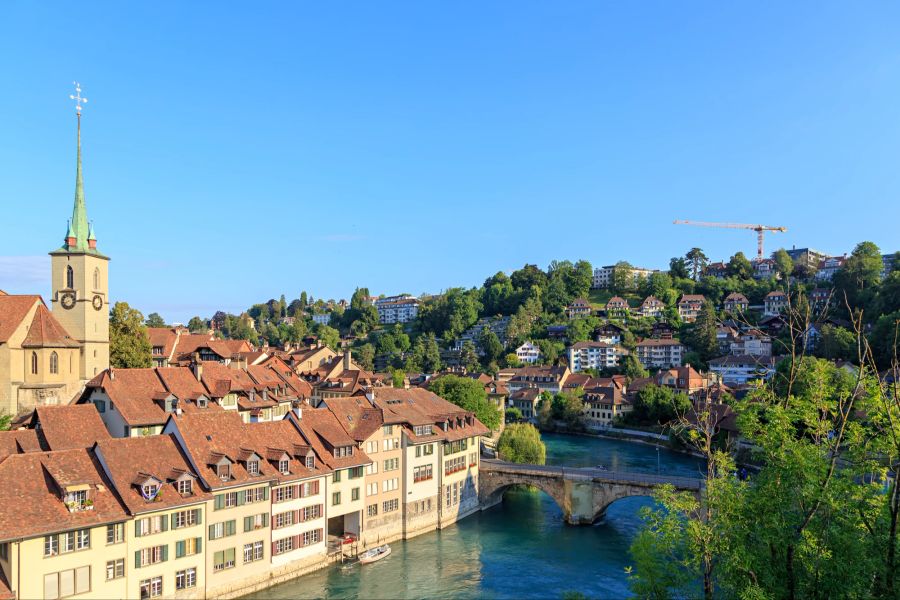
[[497, 423, 546, 464], [428, 375, 501, 430], [110, 302, 153, 368]]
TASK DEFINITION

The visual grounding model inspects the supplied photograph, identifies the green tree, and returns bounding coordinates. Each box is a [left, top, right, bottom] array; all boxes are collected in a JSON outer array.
[[645, 272, 674, 300], [315, 324, 341, 350], [497, 423, 546, 464], [428, 375, 501, 430], [669, 257, 690, 280], [815, 324, 856, 361], [110, 302, 153, 368], [459, 340, 481, 373], [687, 301, 719, 363], [612, 261, 635, 295], [627, 384, 690, 425], [145, 312, 165, 328], [685, 248, 709, 281], [505, 406, 523, 422], [773, 248, 794, 279], [622, 354, 649, 381], [511, 264, 548, 292], [187, 316, 207, 333], [354, 343, 375, 371], [834, 241, 883, 312], [877, 271, 900, 316], [727, 251, 753, 280], [478, 327, 504, 365]]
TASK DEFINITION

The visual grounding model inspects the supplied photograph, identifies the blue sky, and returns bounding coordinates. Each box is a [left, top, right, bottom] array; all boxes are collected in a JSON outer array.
[[2, 2, 899, 323]]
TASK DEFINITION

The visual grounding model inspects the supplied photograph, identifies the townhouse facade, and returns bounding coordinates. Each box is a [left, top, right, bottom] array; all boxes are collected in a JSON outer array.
[[635, 338, 685, 369], [764, 291, 788, 316], [374, 296, 420, 325], [514, 341, 542, 365], [677, 295, 705, 323], [0, 380, 491, 600], [567, 341, 621, 372]]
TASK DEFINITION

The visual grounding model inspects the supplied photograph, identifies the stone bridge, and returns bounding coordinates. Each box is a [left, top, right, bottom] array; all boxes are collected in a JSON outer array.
[[479, 459, 703, 525]]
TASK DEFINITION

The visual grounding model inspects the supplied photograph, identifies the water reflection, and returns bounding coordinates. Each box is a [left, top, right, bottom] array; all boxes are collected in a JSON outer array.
[[248, 434, 704, 599]]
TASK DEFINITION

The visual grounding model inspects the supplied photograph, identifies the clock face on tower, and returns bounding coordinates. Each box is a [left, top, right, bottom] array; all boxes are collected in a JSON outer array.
[[92, 295, 103, 311], [60, 292, 76, 310]]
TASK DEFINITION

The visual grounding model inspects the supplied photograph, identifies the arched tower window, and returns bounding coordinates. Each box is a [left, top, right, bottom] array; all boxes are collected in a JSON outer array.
[[66, 265, 74, 289], [93, 268, 100, 290], [31, 352, 38, 375], [50, 352, 59, 374]]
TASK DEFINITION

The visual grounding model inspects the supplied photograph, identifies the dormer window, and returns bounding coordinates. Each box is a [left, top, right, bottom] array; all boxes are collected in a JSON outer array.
[[177, 479, 193, 495], [64, 489, 88, 508], [197, 397, 208, 408], [247, 460, 259, 476], [217, 464, 231, 481], [279, 458, 290, 474], [141, 483, 160, 500], [305, 455, 315, 469]]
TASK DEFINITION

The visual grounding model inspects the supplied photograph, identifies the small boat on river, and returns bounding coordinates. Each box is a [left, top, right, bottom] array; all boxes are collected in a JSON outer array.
[[359, 544, 391, 564]]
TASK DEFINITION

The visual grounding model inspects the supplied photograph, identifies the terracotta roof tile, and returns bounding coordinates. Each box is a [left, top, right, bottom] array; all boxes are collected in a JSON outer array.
[[22, 304, 79, 348], [32, 405, 111, 450], [0, 448, 129, 542], [94, 434, 211, 514], [0, 295, 42, 344]]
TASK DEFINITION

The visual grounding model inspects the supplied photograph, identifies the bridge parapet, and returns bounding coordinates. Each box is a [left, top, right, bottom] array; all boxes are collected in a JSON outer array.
[[479, 459, 703, 525]]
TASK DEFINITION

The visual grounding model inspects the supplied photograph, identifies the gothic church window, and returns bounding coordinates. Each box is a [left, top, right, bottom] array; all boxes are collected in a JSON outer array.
[[66, 266, 74, 289], [50, 352, 58, 375], [31, 352, 38, 375], [93, 268, 100, 290]]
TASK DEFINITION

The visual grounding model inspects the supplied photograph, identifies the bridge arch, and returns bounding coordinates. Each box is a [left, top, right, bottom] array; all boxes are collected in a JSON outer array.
[[479, 460, 703, 525], [480, 479, 571, 520]]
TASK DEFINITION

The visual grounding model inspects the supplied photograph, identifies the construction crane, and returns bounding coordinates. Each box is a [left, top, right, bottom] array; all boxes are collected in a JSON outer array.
[[673, 220, 787, 260]]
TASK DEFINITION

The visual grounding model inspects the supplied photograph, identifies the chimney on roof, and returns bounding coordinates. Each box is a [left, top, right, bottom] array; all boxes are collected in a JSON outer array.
[[192, 352, 202, 380], [109, 368, 115, 381], [344, 350, 352, 371], [293, 406, 302, 420]]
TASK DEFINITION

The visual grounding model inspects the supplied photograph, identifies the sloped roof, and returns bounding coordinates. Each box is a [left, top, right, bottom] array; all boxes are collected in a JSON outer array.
[[32, 405, 111, 450], [0, 295, 41, 344], [0, 448, 129, 542], [94, 434, 211, 514], [0, 430, 44, 462], [323, 396, 384, 442], [22, 304, 79, 348], [146, 327, 178, 357], [287, 408, 372, 470]]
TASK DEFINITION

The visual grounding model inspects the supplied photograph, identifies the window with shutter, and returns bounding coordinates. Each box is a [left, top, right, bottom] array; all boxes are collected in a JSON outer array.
[[161, 545, 168, 562], [194, 508, 202, 524], [176, 540, 185, 558]]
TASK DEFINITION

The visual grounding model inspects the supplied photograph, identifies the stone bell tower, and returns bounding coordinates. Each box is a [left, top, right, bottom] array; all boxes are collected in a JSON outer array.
[[49, 83, 110, 380]]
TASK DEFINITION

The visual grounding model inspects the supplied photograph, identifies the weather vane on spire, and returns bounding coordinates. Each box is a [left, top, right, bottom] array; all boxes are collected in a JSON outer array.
[[69, 82, 88, 115]]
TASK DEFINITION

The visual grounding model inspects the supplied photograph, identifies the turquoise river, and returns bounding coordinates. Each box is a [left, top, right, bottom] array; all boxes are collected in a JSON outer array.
[[247, 433, 704, 599]]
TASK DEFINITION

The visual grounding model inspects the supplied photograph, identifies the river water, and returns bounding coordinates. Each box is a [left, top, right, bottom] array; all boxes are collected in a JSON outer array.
[[248, 433, 705, 600]]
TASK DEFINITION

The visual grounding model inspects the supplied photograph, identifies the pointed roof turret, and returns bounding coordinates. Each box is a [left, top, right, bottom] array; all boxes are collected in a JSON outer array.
[[51, 83, 108, 260]]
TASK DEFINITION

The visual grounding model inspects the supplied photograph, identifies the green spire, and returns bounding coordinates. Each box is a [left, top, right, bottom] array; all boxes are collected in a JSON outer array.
[[69, 114, 89, 250]]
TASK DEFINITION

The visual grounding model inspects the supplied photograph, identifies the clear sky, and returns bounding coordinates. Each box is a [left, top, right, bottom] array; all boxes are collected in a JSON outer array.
[[2, 2, 899, 323]]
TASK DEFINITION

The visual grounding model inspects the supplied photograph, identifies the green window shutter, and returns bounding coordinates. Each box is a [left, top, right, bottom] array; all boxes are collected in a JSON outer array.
[[244, 516, 252, 532], [194, 508, 202, 525], [134, 551, 141, 569], [208, 524, 215, 540], [170, 514, 177, 530], [226, 520, 235, 536], [161, 545, 168, 562], [237, 490, 246, 505], [263, 486, 269, 500], [214, 494, 224, 510], [134, 521, 141, 537], [160, 517, 168, 533], [196, 537, 202, 553], [175, 540, 184, 558], [263, 513, 269, 527]]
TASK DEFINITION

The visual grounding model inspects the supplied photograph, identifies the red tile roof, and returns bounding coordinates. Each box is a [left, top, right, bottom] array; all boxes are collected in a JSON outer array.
[[94, 434, 211, 514], [286, 408, 372, 470], [323, 396, 384, 442], [0, 448, 129, 542], [22, 304, 79, 348], [32, 405, 111, 450], [166, 411, 279, 490], [0, 295, 41, 344], [0, 429, 44, 461]]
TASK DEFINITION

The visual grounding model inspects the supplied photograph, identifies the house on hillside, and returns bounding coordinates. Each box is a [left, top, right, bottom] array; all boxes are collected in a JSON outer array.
[[677, 295, 706, 323]]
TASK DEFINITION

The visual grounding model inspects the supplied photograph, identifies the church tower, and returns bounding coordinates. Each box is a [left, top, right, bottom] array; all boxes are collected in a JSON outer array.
[[49, 83, 110, 380]]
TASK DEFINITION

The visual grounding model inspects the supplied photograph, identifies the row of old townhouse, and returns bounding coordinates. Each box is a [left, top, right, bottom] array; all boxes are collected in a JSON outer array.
[[0, 381, 488, 600]]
